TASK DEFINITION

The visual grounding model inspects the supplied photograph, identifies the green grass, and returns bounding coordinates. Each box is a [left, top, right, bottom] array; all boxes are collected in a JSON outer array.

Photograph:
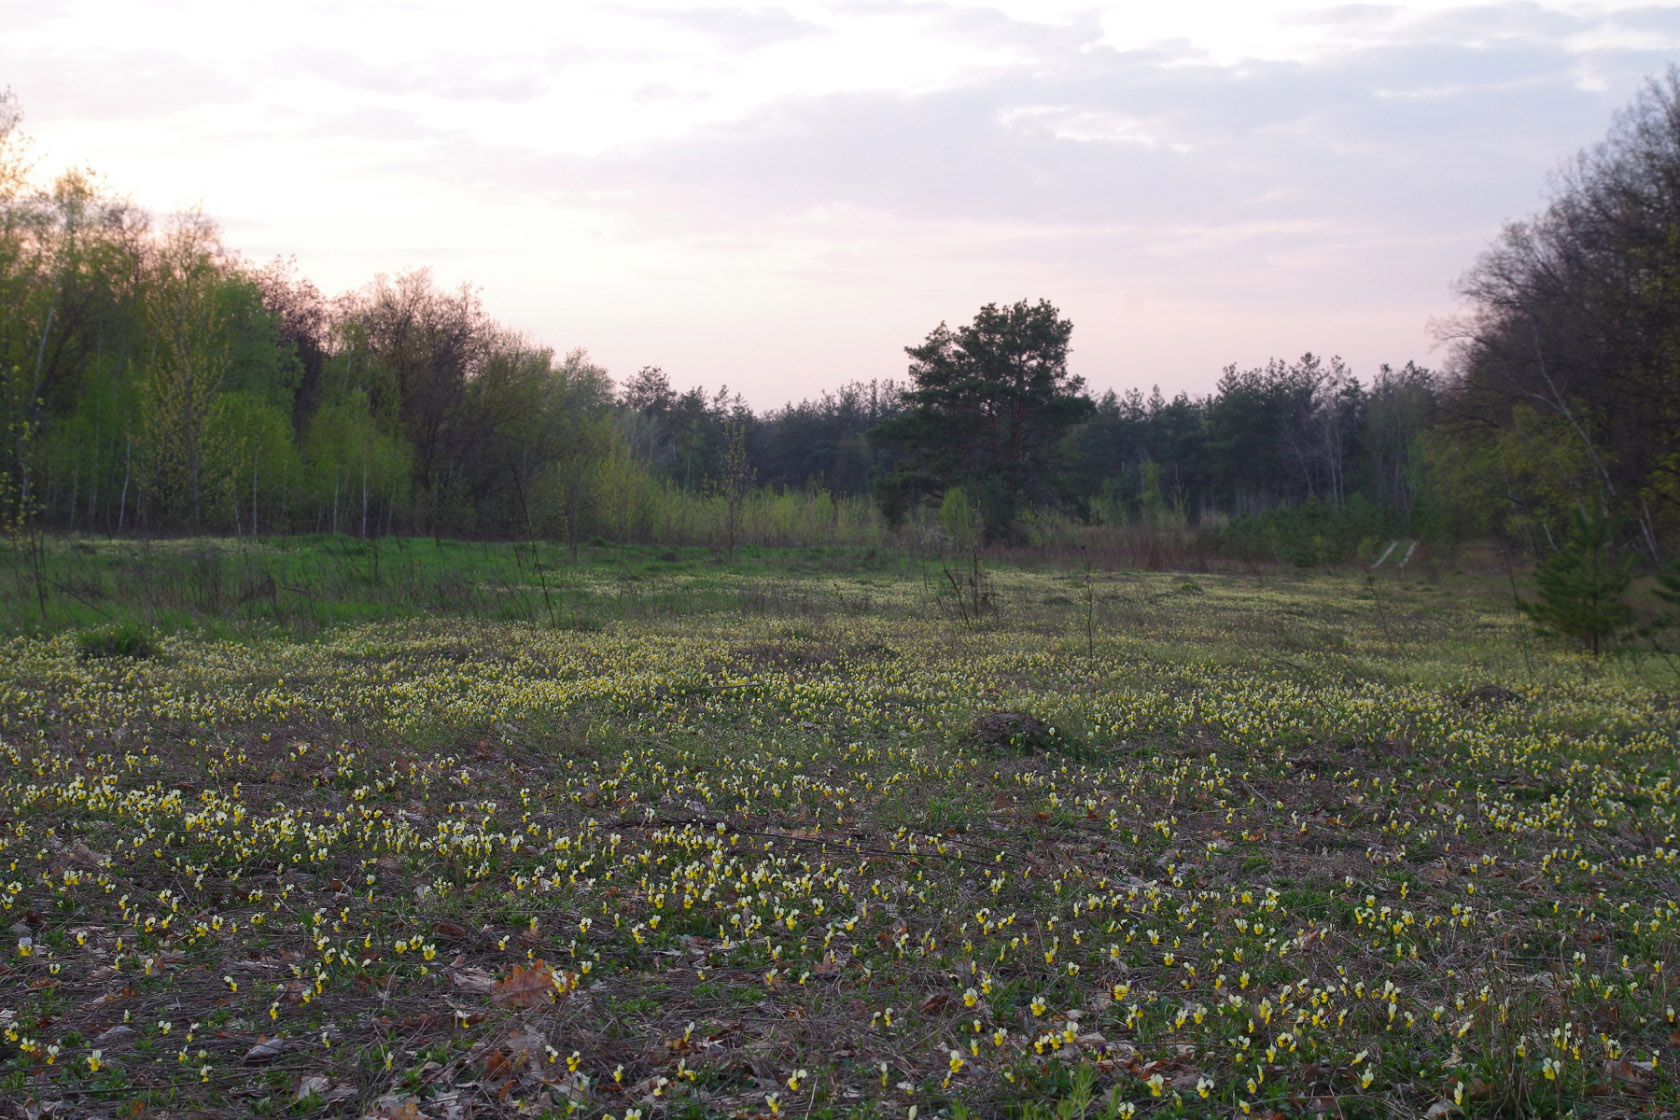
[[73, 618, 155, 661], [0, 534, 915, 636], [0, 541, 1676, 1117]]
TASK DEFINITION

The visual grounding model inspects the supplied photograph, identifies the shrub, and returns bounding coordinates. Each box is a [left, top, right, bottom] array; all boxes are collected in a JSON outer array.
[[1517, 508, 1635, 656], [75, 621, 155, 661]]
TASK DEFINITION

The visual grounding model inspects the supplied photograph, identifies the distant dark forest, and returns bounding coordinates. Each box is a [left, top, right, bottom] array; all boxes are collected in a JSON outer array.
[[4, 72, 1680, 562]]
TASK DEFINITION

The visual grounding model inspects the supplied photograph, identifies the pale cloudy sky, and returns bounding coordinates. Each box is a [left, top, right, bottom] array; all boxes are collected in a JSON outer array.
[[6, 0, 1678, 405]]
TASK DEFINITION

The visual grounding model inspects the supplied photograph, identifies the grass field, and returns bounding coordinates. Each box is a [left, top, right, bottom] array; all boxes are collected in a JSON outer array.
[[2, 542, 1677, 1118]]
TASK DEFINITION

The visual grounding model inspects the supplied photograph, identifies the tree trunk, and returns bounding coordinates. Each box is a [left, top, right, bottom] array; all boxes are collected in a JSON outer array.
[[117, 436, 131, 534]]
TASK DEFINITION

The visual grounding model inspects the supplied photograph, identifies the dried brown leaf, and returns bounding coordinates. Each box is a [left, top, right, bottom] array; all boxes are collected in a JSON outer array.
[[491, 961, 556, 1008]]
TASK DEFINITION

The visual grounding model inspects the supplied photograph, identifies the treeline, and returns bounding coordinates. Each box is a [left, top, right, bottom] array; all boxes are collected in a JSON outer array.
[[0, 94, 886, 545], [1440, 72, 1680, 563], [5, 72, 1680, 563], [0, 86, 1448, 552], [0, 142, 1437, 552], [1062, 357, 1436, 530]]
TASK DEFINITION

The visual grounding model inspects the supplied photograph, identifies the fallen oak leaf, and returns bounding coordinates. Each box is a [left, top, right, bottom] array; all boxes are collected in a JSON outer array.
[[367, 1096, 429, 1120], [483, 1048, 516, 1082], [1604, 1057, 1652, 1092], [491, 961, 557, 1008]]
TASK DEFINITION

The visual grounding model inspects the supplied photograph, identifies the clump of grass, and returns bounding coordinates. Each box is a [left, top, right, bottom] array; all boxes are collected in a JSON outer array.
[[74, 620, 154, 661]]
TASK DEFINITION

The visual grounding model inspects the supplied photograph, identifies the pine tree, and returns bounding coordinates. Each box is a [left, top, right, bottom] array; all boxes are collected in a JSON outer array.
[[1517, 508, 1635, 655], [872, 299, 1091, 541]]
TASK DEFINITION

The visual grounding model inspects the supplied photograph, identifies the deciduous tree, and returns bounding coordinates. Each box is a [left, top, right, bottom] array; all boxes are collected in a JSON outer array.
[[1450, 68, 1680, 559]]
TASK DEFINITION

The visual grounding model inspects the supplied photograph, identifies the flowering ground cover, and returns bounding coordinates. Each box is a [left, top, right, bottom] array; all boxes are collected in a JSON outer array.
[[1, 559, 1677, 1118]]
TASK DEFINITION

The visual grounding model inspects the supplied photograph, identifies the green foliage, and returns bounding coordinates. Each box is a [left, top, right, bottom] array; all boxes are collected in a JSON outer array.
[[204, 391, 300, 534], [1658, 560, 1680, 618], [720, 420, 755, 555], [1636, 560, 1680, 669], [1219, 492, 1395, 567], [0, 534, 914, 634], [1517, 508, 1636, 655], [214, 272, 300, 411], [74, 619, 153, 660], [0, 360, 40, 542], [876, 299, 1092, 541], [1452, 71, 1680, 555], [870, 468, 937, 531], [139, 216, 239, 530], [937, 485, 980, 550], [302, 391, 410, 536]]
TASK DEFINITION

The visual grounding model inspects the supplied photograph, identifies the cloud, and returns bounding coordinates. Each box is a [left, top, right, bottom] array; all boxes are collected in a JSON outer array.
[[1000, 105, 1178, 148], [270, 104, 455, 146], [18, 0, 1680, 397], [338, 7, 1658, 265], [314, 0, 1680, 348], [925, 3, 1108, 56], [543, 38, 1592, 234], [634, 5, 827, 49], [0, 45, 246, 121], [0, 0, 65, 30], [1282, 4, 1404, 30], [1610, 6, 1680, 36], [277, 46, 550, 102]]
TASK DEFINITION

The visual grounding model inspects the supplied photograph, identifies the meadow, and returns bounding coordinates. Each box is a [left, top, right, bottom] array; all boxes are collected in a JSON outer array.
[[1, 539, 1677, 1119]]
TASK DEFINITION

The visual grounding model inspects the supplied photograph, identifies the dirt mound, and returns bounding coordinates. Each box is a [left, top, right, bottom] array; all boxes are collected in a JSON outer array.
[[1458, 684, 1522, 709], [967, 710, 1056, 753]]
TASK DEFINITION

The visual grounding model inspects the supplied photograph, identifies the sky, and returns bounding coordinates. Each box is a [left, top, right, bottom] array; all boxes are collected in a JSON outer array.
[[5, 0, 1679, 407]]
